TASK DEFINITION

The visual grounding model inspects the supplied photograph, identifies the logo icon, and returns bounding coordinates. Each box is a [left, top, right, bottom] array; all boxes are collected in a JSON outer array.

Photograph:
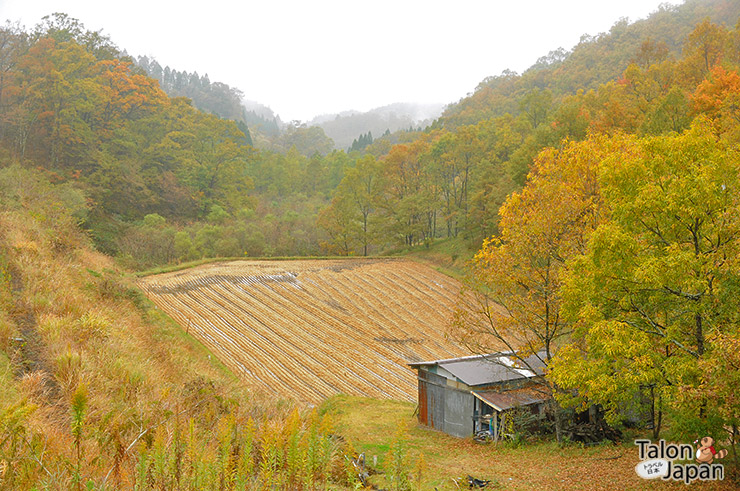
[[695, 436, 728, 464]]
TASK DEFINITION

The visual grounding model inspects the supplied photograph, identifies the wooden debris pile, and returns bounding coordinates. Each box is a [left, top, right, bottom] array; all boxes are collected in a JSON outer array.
[[563, 420, 622, 444]]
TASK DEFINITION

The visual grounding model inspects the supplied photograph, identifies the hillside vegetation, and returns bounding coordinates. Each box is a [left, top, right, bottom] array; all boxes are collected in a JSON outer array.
[[2, 0, 740, 487], [3, 2, 740, 270], [0, 165, 360, 488], [440, 0, 740, 127]]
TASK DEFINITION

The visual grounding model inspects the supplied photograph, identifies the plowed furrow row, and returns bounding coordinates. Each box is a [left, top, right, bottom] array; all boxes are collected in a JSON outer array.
[[366, 267, 461, 342], [343, 270, 455, 356], [221, 282, 398, 400], [390, 263, 463, 307], [309, 271, 421, 354], [182, 295, 321, 401], [325, 270, 450, 362], [273, 278, 419, 399], [191, 285, 339, 400], [383, 264, 461, 309], [227, 280, 414, 398], [248, 283, 415, 399], [140, 260, 469, 403], [165, 284, 323, 401], [144, 290, 287, 396], [257, 279, 417, 380], [370, 277, 459, 343], [332, 268, 451, 359], [209, 282, 397, 399]]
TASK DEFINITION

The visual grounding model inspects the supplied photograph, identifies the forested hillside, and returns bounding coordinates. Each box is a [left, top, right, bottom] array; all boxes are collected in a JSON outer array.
[[1, 0, 740, 486], [440, 0, 740, 127], [0, 13, 429, 267], [134, 56, 288, 146], [317, 0, 740, 256], [133, 56, 440, 154], [134, 55, 249, 125], [0, 14, 337, 268], [2, 2, 740, 268]]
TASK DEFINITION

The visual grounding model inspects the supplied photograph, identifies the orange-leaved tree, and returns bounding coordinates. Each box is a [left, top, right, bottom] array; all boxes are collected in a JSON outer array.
[[692, 66, 740, 141]]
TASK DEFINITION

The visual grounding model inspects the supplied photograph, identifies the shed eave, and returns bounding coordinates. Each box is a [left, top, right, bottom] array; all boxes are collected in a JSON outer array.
[[471, 385, 551, 412], [471, 391, 506, 412]]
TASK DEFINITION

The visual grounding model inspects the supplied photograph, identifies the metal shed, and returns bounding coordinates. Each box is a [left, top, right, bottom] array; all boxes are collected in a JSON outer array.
[[409, 351, 549, 439]]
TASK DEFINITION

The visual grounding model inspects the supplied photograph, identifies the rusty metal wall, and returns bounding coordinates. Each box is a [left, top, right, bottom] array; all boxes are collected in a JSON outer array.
[[417, 370, 446, 431], [418, 376, 429, 424]]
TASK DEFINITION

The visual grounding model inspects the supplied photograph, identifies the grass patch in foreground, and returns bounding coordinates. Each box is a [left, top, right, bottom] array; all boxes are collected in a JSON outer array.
[[321, 395, 735, 490]]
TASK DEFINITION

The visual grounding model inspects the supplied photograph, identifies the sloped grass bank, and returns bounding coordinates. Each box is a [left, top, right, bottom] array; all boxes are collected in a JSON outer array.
[[321, 395, 735, 490]]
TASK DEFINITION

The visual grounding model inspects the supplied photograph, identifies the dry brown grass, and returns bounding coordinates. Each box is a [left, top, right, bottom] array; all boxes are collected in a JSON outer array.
[[0, 206, 299, 487]]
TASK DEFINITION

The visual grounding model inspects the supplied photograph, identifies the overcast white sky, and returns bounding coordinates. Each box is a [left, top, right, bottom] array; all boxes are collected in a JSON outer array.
[[0, 0, 677, 122]]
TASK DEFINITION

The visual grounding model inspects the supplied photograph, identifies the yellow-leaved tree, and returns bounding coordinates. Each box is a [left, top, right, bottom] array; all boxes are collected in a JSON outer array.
[[550, 122, 740, 454], [451, 134, 629, 441]]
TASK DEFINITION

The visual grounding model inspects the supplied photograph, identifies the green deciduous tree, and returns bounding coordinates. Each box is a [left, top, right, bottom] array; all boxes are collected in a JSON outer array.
[[317, 154, 384, 255], [164, 113, 254, 215], [550, 122, 740, 442], [380, 140, 437, 247], [679, 19, 730, 86], [641, 86, 691, 135], [518, 88, 553, 129]]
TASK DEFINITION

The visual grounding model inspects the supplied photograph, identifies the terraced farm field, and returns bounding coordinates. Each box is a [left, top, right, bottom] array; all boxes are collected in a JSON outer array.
[[140, 259, 468, 403]]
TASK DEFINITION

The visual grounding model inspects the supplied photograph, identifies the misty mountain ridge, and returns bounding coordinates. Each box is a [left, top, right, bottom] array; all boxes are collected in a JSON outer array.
[[134, 53, 442, 151], [309, 102, 445, 125], [308, 102, 446, 150], [135, 0, 739, 151], [243, 99, 281, 121]]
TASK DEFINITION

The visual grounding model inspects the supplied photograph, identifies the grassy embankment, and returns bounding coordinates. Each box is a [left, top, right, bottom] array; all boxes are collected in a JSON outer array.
[[0, 166, 355, 489], [134, 235, 476, 280], [395, 236, 477, 280], [322, 395, 737, 490]]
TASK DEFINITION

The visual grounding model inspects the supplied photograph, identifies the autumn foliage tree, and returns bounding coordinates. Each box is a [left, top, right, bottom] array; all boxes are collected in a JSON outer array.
[[692, 66, 740, 141], [550, 122, 740, 445], [451, 135, 623, 441]]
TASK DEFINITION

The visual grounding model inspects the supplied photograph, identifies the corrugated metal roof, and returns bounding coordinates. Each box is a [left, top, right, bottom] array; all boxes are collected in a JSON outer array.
[[441, 357, 526, 385], [409, 351, 546, 387], [408, 352, 505, 367], [472, 386, 550, 412]]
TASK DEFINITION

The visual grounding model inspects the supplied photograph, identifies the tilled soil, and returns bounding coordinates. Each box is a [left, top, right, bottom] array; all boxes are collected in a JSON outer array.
[[140, 259, 468, 403]]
